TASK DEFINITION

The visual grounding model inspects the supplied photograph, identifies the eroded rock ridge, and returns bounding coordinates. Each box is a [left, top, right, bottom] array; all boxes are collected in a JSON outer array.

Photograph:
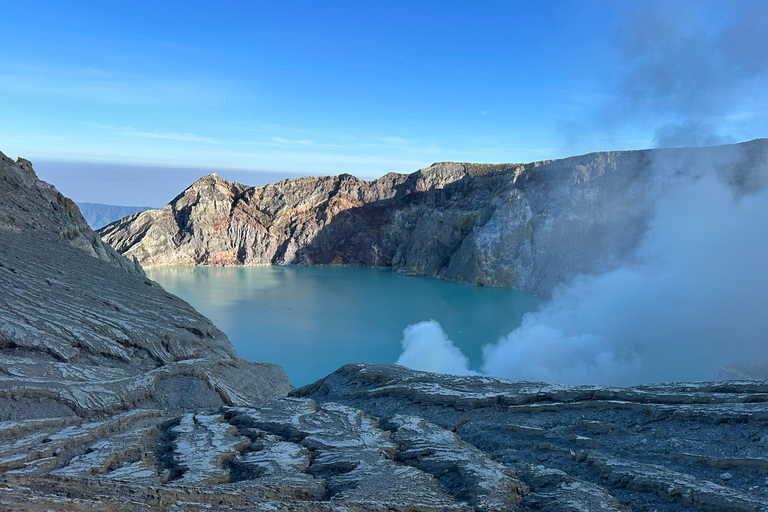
[[0, 152, 291, 419], [100, 139, 768, 297]]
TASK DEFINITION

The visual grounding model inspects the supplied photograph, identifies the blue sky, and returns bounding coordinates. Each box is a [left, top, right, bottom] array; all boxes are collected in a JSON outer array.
[[1, 1, 766, 204]]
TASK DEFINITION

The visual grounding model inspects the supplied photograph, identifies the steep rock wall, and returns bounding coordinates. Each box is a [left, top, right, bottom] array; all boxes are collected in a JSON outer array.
[[0, 153, 292, 420], [100, 139, 768, 297]]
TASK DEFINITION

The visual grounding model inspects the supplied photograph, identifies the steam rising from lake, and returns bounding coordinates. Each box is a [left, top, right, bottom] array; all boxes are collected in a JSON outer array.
[[397, 1, 768, 385], [396, 320, 477, 376], [398, 147, 768, 385]]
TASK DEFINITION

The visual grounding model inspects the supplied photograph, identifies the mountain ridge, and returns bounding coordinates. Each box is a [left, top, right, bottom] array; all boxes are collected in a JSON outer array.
[[99, 139, 768, 298]]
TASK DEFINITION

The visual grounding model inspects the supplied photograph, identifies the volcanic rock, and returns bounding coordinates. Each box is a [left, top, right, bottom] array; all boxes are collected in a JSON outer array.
[[100, 139, 768, 298]]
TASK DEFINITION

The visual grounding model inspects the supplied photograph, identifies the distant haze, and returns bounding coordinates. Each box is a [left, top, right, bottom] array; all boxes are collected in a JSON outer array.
[[77, 203, 151, 229], [33, 160, 306, 207]]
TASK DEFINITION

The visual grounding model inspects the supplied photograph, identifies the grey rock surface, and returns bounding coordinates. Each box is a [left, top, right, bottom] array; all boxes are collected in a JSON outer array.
[[2, 363, 767, 511], [0, 152, 291, 420], [99, 139, 768, 298], [293, 364, 768, 512]]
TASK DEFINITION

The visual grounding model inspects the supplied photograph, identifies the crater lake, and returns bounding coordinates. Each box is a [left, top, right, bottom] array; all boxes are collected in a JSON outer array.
[[146, 266, 542, 385]]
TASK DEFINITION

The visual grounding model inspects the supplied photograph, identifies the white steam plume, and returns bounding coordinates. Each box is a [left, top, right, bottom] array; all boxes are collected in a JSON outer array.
[[396, 320, 476, 376], [397, 150, 768, 385], [395, 3, 768, 385], [483, 158, 768, 385]]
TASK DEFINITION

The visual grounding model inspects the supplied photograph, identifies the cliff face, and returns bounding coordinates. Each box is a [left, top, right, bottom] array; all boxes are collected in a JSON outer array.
[[99, 139, 768, 297], [0, 152, 291, 420]]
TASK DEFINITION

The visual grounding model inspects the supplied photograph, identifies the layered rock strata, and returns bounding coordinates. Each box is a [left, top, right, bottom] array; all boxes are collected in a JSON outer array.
[[2, 363, 766, 511], [0, 152, 291, 419], [99, 139, 768, 297]]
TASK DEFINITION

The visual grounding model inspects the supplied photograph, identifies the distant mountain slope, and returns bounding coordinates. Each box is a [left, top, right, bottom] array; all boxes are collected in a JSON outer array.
[[99, 139, 768, 298], [77, 202, 150, 229]]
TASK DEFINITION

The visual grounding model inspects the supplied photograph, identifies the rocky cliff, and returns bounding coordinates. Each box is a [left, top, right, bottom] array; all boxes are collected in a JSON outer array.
[[0, 152, 291, 419], [99, 139, 768, 297]]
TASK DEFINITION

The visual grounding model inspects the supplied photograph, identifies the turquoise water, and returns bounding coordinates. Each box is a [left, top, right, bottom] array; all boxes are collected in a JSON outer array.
[[146, 266, 541, 386]]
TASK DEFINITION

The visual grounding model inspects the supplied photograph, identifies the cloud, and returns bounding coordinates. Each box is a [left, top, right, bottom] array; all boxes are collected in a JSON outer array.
[[378, 136, 411, 145], [79, 122, 219, 143], [396, 320, 476, 376], [613, 1, 768, 146], [560, 1, 768, 151], [271, 137, 314, 145], [126, 131, 220, 143], [0, 65, 229, 107]]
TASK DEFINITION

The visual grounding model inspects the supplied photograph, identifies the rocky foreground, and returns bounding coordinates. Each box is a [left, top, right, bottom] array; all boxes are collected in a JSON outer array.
[[1, 364, 767, 511], [100, 139, 768, 298], [1, 152, 768, 511]]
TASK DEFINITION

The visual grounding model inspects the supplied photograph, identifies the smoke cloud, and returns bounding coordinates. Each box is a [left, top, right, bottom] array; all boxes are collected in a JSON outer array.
[[396, 320, 476, 376], [483, 154, 768, 385], [619, 1, 768, 147], [396, 2, 768, 385], [397, 152, 768, 385]]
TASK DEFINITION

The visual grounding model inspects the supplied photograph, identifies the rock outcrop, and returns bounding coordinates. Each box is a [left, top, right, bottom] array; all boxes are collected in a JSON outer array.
[[99, 139, 768, 297], [0, 152, 291, 419]]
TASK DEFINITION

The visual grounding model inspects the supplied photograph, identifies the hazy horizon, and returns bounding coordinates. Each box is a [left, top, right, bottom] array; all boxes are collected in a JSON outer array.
[[3, 0, 767, 205], [32, 159, 310, 206], [30, 136, 768, 206]]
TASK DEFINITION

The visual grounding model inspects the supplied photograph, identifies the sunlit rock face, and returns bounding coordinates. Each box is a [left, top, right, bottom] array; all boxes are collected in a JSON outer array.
[[100, 139, 768, 298]]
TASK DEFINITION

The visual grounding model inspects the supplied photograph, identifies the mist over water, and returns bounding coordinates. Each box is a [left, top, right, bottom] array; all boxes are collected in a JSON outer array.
[[398, 148, 768, 385], [396, 320, 478, 376]]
